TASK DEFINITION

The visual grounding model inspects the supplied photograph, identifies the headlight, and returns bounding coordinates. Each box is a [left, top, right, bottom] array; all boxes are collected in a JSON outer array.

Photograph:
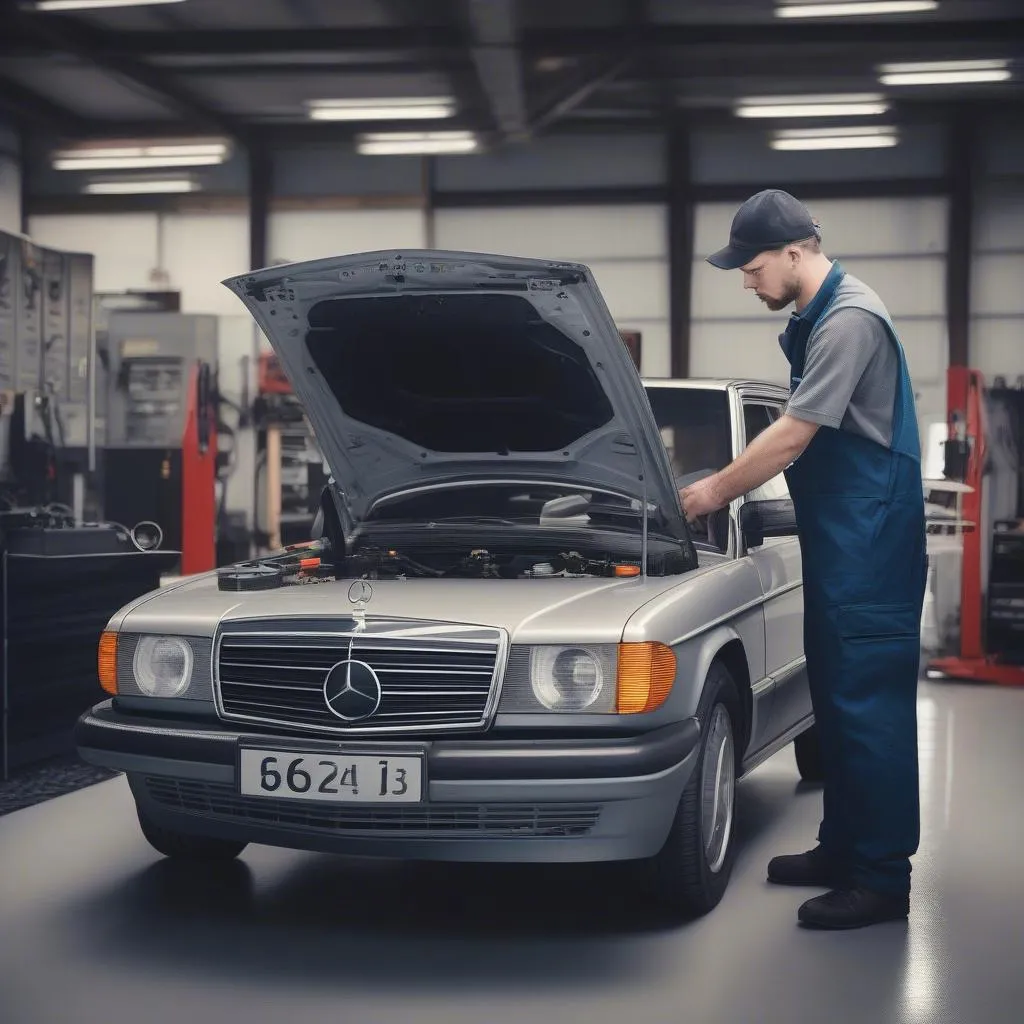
[[133, 636, 194, 697], [498, 642, 676, 715], [530, 646, 608, 711]]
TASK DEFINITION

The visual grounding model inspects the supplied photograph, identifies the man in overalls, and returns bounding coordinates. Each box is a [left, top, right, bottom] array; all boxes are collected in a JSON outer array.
[[681, 189, 928, 930]]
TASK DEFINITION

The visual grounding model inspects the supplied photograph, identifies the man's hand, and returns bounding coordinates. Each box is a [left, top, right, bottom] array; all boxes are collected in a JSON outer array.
[[677, 414, 819, 523], [680, 476, 725, 523]]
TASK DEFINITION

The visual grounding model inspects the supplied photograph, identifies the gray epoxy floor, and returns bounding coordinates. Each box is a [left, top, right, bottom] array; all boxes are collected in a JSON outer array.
[[2, 677, 1022, 1024]]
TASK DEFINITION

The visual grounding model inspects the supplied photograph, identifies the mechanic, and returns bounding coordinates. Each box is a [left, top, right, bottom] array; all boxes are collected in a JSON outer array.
[[680, 188, 928, 930]]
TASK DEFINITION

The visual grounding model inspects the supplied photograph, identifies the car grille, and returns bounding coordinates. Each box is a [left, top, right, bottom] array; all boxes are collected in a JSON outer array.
[[143, 778, 600, 838], [215, 621, 504, 735]]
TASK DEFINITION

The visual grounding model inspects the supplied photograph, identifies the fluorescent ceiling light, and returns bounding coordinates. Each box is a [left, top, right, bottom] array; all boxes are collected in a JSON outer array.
[[52, 139, 229, 171], [56, 155, 224, 170], [776, 1, 937, 18], [307, 97, 456, 121], [85, 179, 199, 194], [735, 94, 889, 118], [770, 126, 900, 150], [356, 131, 480, 155], [32, 0, 186, 11], [878, 59, 1012, 85]]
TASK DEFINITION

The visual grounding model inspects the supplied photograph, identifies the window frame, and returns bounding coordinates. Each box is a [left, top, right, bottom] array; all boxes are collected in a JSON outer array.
[[729, 383, 792, 556]]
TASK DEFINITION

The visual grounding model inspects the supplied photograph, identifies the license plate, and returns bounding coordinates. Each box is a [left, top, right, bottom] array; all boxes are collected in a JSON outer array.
[[238, 747, 424, 803]]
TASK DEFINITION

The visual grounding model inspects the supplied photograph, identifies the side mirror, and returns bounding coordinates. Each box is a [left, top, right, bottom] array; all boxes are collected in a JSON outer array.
[[740, 498, 798, 548]]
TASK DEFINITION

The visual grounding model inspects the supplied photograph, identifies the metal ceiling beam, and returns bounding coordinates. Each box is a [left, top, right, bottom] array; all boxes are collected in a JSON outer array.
[[461, 0, 528, 141], [144, 59, 463, 77], [0, 73, 92, 137], [0, 26, 458, 59], [2, 16, 1018, 59], [523, 16, 1024, 54], [8, 12, 251, 141], [528, 53, 637, 134]]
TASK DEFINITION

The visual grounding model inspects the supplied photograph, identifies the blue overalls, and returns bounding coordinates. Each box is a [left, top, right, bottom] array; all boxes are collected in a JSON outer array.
[[781, 261, 928, 897]]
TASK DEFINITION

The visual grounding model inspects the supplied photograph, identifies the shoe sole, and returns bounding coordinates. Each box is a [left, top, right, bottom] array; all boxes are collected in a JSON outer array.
[[766, 875, 841, 888], [797, 913, 908, 931]]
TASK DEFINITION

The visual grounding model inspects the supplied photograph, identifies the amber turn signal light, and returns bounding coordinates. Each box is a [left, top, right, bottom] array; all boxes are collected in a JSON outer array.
[[617, 642, 676, 713], [98, 631, 118, 695]]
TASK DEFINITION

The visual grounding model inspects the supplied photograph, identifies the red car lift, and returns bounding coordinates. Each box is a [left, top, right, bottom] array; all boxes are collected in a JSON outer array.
[[180, 361, 218, 576], [929, 366, 1024, 686]]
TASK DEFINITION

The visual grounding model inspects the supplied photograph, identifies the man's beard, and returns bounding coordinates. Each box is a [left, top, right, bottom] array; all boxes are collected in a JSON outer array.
[[759, 280, 801, 312]]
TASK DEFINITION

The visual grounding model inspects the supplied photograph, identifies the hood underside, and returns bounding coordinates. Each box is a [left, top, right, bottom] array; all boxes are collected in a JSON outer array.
[[222, 249, 687, 541]]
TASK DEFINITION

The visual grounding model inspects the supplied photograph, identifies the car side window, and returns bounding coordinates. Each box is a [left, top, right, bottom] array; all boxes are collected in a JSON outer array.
[[744, 403, 775, 445], [742, 401, 791, 501]]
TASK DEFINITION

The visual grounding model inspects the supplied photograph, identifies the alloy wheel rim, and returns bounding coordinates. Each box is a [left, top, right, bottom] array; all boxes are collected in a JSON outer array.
[[700, 703, 736, 874]]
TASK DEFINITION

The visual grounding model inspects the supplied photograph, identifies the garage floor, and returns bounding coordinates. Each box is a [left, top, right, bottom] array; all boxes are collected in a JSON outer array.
[[2, 677, 1021, 1024]]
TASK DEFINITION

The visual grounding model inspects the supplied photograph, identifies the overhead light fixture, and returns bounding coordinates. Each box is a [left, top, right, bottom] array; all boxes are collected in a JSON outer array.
[[775, 1, 937, 18], [52, 139, 230, 171], [878, 59, 1012, 86], [31, 0, 186, 11], [306, 97, 456, 121], [356, 131, 480, 155], [770, 126, 900, 150], [84, 178, 199, 195], [735, 94, 890, 118]]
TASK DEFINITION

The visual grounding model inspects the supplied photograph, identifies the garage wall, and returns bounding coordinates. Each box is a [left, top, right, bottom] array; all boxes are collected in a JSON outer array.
[[24, 121, 1022, 508], [434, 204, 671, 377], [28, 212, 161, 292], [690, 196, 950, 425], [267, 207, 426, 266], [433, 132, 666, 192], [692, 123, 947, 187]]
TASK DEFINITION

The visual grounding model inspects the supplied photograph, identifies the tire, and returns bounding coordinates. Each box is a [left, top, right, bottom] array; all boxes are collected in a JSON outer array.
[[794, 723, 824, 783], [644, 659, 743, 919], [137, 805, 248, 862]]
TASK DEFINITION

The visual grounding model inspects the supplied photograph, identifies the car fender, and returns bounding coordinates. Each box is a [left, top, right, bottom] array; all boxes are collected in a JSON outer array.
[[670, 622, 758, 724]]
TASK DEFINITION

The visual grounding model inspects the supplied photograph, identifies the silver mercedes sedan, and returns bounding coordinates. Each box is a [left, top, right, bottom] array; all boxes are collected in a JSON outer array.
[[76, 249, 816, 919]]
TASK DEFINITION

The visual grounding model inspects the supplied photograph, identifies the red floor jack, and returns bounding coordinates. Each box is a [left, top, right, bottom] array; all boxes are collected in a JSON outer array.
[[928, 366, 1024, 686]]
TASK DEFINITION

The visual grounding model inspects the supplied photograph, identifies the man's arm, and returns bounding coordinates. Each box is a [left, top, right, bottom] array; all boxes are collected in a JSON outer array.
[[699, 413, 819, 508]]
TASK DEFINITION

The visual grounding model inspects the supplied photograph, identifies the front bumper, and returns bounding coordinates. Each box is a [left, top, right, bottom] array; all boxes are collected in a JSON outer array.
[[76, 701, 701, 863]]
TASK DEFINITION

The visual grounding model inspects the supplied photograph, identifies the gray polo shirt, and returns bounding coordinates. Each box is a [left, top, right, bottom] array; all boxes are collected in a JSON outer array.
[[785, 300, 898, 449]]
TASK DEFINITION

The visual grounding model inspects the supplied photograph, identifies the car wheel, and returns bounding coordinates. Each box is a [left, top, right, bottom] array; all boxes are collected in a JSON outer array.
[[137, 805, 248, 862], [794, 723, 824, 783], [645, 659, 742, 918]]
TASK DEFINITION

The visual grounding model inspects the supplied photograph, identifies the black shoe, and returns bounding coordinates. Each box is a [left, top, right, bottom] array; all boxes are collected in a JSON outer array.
[[797, 887, 910, 930], [767, 847, 843, 887]]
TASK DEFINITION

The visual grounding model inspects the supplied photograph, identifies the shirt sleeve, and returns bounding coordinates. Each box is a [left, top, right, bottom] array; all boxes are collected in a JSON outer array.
[[785, 306, 888, 429]]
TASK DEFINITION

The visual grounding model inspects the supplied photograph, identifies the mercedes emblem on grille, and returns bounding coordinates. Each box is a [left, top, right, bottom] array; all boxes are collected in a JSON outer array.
[[323, 659, 382, 721]]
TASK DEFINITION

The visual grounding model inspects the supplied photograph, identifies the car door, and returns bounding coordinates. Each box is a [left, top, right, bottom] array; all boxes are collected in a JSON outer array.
[[734, 389, 811, 738]]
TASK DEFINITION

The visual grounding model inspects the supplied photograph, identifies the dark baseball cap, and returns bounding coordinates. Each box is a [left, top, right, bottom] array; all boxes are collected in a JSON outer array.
[[707, 189, 820, 270]]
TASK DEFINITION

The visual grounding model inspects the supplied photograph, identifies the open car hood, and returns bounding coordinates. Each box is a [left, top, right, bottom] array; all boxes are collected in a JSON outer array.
[[223, 249, 687, 536]]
